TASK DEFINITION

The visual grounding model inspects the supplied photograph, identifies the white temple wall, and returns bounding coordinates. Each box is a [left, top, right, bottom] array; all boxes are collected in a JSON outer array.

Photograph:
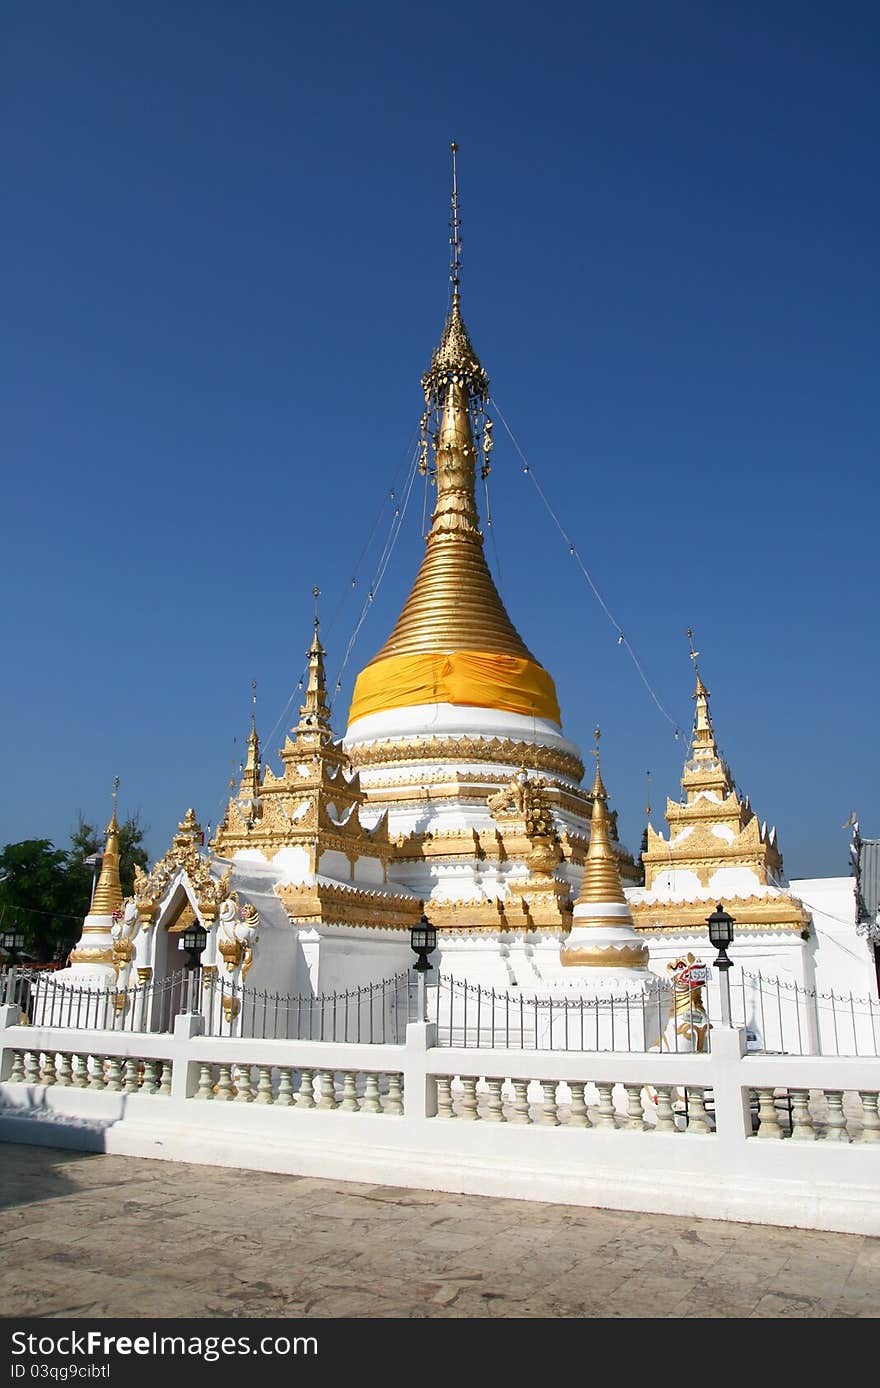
[[295, 927, 413, 995], [791, 876, 876, 1001], [317, 849, 352, 882]]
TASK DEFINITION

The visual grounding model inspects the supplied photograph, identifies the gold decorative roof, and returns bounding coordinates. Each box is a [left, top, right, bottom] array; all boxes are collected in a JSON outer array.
[[91, 802, 123, 917]]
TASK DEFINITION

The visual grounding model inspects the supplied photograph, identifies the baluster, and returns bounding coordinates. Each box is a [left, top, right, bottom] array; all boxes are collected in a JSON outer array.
[[459, 1076, 479, 1121], [622, 1084, 645, 1130], [254, 1065, 274, 1104], [653, 1086, 677, 1133], [435, 1075, 454, 1119], [539, 1080, 560, 1126], [385, 1073, 404, 1116], [484, 1077, 505, 1122], [340, 1071, 359, 1112], [71, 1055, 88, 1089], [568, 1081, 589, 1128], [215, 1064, 234, 1101], [685, 1088, 710, 1135], [9, 1051, 25, 1084], [56, 1054, 72, 1088], [105, 1057, 123, 1092], [88, 1056, 106, 1090], [315, 1071, 337, 1110], [158, 1061, 173, 1097], [857, 1091, 880, 1144], [296, 1069, 315, 1109], [235, 1065, 254, 1102], [141, 1059, 159, 1095], [195, 1063, 215, 1100], [594, 1083, 617, 1129], [40, 1052, 57, 1085], [789, 1089, 816, 1140], [275, 1068, 294, 1107], [122, 1059, 140, 1093], [24, 1051, 41, 1084], [361, 1073, 382, 1113], [822, 1090, 849, 1142], [755, 1088, 783, 1138]]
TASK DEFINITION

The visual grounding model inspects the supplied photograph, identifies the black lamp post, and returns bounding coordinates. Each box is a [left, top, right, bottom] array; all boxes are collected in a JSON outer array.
[[410, 914, 438, 973], [182, 924, 207, 971], [706, 902, 735, 1025], [1, 927, 26, 966], [410, 913, 437, 1022]]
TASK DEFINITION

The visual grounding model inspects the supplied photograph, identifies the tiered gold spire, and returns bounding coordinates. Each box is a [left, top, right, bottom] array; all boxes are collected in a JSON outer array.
[[348, 145, 560, 725], [240, 679, 262, 808], [576, 762, 629, 913], [90, 779, 123, 917], [561, 734, 649, 968], [636, 658, 797, 916], [295, 610, 333, 745]]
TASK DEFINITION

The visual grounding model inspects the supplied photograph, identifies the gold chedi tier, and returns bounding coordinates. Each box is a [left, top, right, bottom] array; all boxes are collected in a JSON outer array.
[[561, 754, 650, 969]]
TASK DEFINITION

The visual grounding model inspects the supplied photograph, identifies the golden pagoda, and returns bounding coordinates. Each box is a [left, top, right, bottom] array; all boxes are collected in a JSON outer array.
[[629, 671, 809, 936], [344, 145, 638, 972]]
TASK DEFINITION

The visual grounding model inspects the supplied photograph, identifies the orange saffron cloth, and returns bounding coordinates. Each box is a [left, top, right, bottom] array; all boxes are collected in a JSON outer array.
[[348, 650, 561, 726]]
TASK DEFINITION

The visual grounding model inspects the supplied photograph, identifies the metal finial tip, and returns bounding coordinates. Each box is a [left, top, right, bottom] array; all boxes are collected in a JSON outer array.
[[450, 141, 458, 153]]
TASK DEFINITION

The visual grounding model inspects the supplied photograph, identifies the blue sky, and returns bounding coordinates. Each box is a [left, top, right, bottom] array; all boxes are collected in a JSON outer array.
[[2, 2, 877, 879]]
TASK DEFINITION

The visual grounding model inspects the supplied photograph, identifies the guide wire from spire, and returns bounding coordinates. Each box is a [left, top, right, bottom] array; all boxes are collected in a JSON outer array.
[[489, 394, 685, 741], [330, 435, 422, 703], [206, 427, 422, 849]]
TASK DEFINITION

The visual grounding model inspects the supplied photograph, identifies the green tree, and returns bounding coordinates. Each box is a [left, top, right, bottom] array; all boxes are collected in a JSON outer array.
[[0, 840, 82, 963]]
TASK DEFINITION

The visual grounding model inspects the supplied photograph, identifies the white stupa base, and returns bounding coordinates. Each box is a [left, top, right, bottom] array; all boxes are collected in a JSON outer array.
[[345, 702, 581, 761]]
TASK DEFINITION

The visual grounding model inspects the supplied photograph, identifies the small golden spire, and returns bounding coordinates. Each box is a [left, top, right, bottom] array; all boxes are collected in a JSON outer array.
[[576, 751, 628, 909], [90, 777, 124, 916], [241, 681, 261, 806], [296, 610, 332, 739], [589, 727, 608, 802], [691, 668, 718, 761]]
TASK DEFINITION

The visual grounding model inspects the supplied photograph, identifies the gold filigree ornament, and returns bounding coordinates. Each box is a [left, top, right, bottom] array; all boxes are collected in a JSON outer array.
[[136, 811, 234, 925]]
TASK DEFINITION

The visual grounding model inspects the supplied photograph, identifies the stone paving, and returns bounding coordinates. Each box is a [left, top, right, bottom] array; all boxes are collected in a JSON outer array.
[[0, 1143, 877, 1318]]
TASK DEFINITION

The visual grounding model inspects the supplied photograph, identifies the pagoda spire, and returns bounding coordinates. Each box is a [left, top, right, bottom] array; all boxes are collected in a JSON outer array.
[[91, 778, 124, 917], [354, 143, 556, 699], [561, 733, 649, 969], [240, 679, 262, 806], [295, 596, 332, 741], [575, 733, 628, 912]]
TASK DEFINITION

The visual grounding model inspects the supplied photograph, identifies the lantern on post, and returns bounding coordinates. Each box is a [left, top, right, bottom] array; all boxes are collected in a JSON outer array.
[[410, 913, 437, 1022], [182, 923, 207, 972], [706, 902, 735, 1026]]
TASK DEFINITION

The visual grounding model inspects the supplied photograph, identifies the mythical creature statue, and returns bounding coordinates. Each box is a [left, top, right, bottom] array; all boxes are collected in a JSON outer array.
[[665, 953, 710, 1053]]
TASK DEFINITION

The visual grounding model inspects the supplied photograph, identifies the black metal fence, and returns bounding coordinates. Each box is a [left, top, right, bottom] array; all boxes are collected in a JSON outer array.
[[4, 963, 876, 1056]]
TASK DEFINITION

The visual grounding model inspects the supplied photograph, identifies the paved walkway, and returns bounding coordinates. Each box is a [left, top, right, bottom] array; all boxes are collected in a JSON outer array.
[[1, 1144, 876, 1318]]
